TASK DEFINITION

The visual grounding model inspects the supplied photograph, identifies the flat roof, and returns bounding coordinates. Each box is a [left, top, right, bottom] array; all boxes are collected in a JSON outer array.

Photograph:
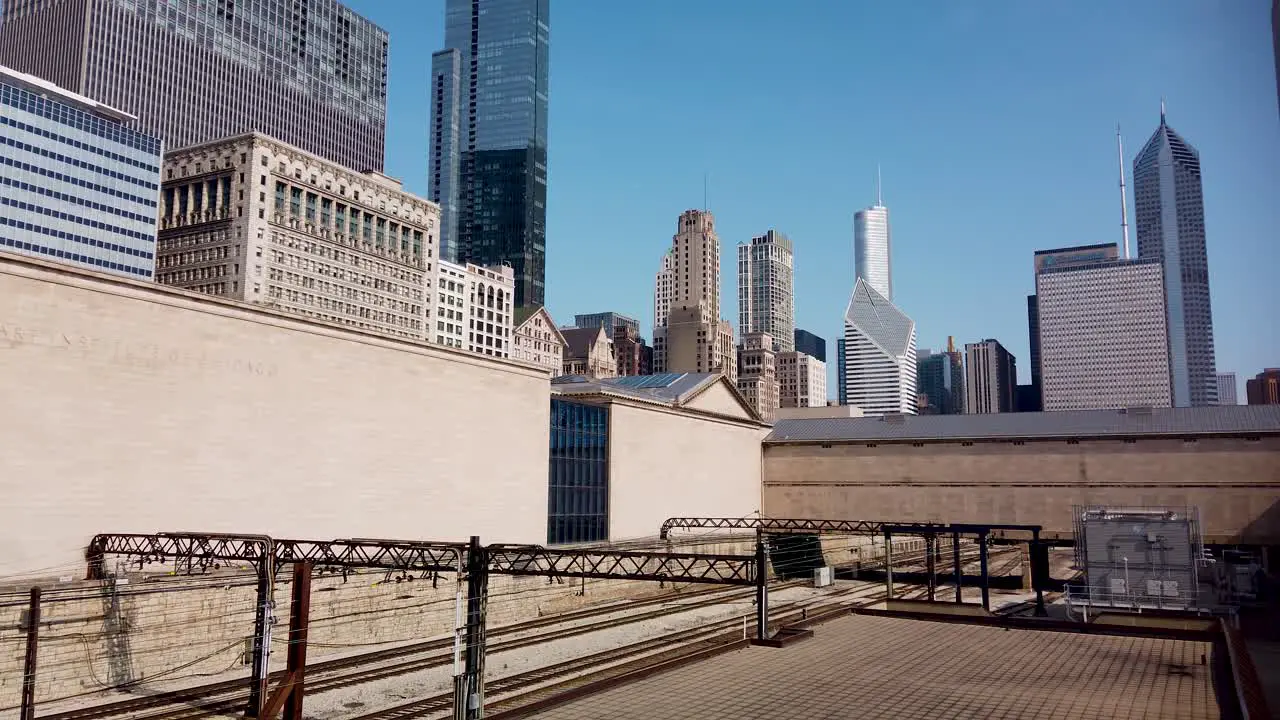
[[765, 405, 1280, 443], [0, 64, 136, 122], [523, 614, 1219, 720]]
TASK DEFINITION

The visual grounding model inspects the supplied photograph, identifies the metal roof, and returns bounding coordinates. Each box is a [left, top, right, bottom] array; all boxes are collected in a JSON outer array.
[[764, 405, 1280, 443], [844, 277, 914, 357], [552, 372, 721, 405]]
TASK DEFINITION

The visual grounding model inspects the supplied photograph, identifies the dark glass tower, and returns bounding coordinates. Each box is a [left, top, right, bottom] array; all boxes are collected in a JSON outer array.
[[1133, 104, 1217, 407], [430, 0, 549, 310], [0, 0, 388, 172]]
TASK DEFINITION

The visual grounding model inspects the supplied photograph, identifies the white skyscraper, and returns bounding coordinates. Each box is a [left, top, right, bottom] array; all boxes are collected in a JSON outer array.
[[842, 278, 917, 415], [854, 169, 892, 301], [737, 229, 795, 353], [1037, 247, 1171, 411]]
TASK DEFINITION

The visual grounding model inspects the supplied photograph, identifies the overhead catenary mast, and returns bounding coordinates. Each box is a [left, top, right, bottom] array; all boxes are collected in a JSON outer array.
[[1116, 125, 1131, 259]]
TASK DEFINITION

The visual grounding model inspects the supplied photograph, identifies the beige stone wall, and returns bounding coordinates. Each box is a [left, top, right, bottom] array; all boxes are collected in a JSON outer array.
[[762, 438, 1280, 543], [608, 403, 766, 540], [0, 255, 550, 576]]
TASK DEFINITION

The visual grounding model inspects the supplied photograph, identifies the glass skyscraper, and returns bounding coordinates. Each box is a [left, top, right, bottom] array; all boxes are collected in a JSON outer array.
[[854, 175, 891, 302], [1, 65, 160, 278], [0, 0, 388, 172], [429, 0, 549, 310], [737, 229, 795, 353], [1133, 104, 1217, 407]]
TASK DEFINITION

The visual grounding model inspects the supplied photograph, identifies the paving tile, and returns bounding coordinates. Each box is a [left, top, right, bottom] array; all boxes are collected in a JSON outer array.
[[523, 615, 1221, 720]]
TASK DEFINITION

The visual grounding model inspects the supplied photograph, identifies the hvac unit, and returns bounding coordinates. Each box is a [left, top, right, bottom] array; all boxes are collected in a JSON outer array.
[[813, 566, 834, 588]]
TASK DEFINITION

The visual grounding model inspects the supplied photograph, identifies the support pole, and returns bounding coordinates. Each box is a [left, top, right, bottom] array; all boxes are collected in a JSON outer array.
[[884, 529, 893, 600], [979, 531, 990, 612], [20, 587, 40, 720], [925, 534, 936, 601], [282, 561, 311, 720], [247, 552, 275, 717], [1032, 532, 1048, 617], [953, 531, 962, 603], [754, 530, 769, 640], [460, 536, 488, 720]]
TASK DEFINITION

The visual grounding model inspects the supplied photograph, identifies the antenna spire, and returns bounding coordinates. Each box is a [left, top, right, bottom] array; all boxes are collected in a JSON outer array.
[[1117, 124, 1131, 260], [1159, 97, 1166, 125], [875, 164, 882, 206]]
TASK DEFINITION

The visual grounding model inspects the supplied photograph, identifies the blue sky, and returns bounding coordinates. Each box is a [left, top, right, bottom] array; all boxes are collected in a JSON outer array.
[[349, 0, 1279, 398]]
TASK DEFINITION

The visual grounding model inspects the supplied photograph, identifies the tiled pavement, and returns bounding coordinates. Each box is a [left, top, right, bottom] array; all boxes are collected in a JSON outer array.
[[524, 615, 1220, 720]]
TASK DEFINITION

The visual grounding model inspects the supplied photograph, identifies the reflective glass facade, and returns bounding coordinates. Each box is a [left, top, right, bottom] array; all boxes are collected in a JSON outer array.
[[0, 70, 160, 277], [430, 0, 549, 309], [1133, 109, 1217, 407], [0, 0, 387, 172], [547, 398, 608, 545]]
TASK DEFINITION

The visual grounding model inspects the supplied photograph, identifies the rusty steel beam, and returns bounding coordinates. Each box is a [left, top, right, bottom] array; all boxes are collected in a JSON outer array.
[[486, 545, 756, 586], [659, 517, 1044, 540]]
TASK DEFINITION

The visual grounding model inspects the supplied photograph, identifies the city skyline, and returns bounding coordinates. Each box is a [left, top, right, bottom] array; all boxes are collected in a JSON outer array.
[[354, 0, 1276, 401]]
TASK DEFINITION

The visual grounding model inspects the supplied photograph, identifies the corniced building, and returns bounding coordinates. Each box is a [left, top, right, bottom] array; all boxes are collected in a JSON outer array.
[[653, 210, 735, 381], [1133, 103, 1217, 407], [0, 65, 161, 279], [737, 331, 778, 422], [156, 133, 437, 341], [964, 339, 1017, 414], [777, 351, 827, 409], [612, 324, 653, 377], [0, 0, 388, 172], [511, 306, 564, 374], [429, 0, 550, 309], [434, 258, 514, 357], [737, 229, 795, 353], [1036, 246, 1170, 411]]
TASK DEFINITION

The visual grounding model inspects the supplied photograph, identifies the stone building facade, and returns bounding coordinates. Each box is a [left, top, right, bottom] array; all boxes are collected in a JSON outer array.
[[434, 258, 514, 357], [562, 326, 616, 379], [512, 305, 565, 374], [156, 132, 439, 341]]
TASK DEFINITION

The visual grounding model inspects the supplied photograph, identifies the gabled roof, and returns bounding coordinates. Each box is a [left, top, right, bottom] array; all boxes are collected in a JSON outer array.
[[513, 306, 565, 346], [765, 405, 1280, 444], [1135, 111, 1200, 177], [551, 372, 765, 424], [844, 277, 915, 357], [560, 326, 608, 358]]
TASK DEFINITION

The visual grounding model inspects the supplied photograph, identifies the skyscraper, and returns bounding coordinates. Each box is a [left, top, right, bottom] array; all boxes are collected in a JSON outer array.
[[1, 65, 161, 279], [1036, 247, 1170, 411], [429, 0, 549, 310], [793, 329, 826, 363], [1216, 372, 1238, 406], [0, 0, 388, 172], [965, 339, 1017, 414], [841, 278, 917, 415], [916, 339, 965, 415], [1133, 102, 1217, 407], [652, 210, 735, 380], [737, 229, 795, 353], [736, 331, 778, 421], [853, 169, 892, 301]]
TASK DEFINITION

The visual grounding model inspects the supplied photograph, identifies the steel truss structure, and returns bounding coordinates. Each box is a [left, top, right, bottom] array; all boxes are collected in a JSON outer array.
[[486, 546, 756, 586], [658, 517, 1044, 540], [86, 533, 466, 578]]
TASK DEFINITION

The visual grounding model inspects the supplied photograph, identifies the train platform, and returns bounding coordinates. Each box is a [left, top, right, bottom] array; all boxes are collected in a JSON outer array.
[[520, 612, 1222, 720]]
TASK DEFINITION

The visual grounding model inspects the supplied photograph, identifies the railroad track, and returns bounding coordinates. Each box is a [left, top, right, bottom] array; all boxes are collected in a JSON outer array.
[[36, 580, 801, 720], [37, 544, 999, 720], [349, 581, 917, 720]]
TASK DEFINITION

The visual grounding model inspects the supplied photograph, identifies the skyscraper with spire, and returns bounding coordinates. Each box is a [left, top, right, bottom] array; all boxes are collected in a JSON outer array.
[[840, 167, 917, 415], [1133, 101, 1218, 407], [854, 167, 892, 301]]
